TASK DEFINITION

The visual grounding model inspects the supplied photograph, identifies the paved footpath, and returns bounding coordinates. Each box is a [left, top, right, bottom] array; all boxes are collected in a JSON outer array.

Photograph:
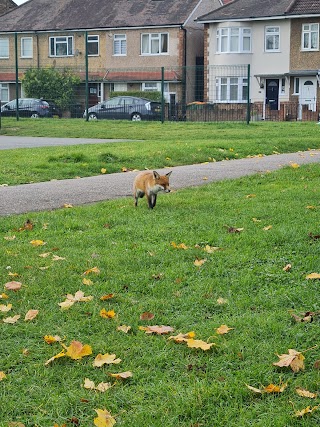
[[0, 136, 320, 216]]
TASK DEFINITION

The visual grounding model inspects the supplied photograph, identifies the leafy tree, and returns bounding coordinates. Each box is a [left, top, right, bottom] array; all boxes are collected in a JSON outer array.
[[22, 68, 81, 111]]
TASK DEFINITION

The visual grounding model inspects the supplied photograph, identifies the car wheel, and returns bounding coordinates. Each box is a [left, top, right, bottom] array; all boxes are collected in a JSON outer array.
[[30, 112, 40, 118], [88, 112, 98, 120], [131, 112, 142, 121]]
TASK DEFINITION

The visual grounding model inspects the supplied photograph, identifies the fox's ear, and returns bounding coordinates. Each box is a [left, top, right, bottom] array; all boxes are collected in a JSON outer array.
[[166, 171, 172, 178], [153, 171, 160, 179]]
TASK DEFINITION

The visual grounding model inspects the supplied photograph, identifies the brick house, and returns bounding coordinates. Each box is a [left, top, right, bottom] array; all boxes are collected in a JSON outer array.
[[197, 0, 320, 120], [0, 0, 223, 108]]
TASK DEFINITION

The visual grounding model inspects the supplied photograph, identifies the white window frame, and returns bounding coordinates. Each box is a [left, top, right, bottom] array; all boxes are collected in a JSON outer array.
[[0, 37, 9, 58], [216, 27, 251, 53], [301, 23, 319, 51], [141, 33, 169, 55], [87, 35, 99, 56], [265, 26, 280, 52], [293, 77, 300, 95], [49, 36, 74, 57], [0, 83, 9, 102], [215, 77, 248, 103], [113, 34, 127, 56], [21, 37, 33, 58]]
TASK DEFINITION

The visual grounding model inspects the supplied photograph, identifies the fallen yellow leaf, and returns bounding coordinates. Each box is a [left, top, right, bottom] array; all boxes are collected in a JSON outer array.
[[44, 335, 62, 344], [186, 339, 215, 351], [215, 324, 234, 335], [4, 281, 22, 291], [94, 408, 116, 427], [63, 340, 92, 360], [273, 348, 305, 372], [306, 272, 320, 279], [3, 315, 20, 324], [296, 387, 317, 398], [0, 303, 12, 313], [24, 309, 39, 321], [295, 405, 319, 417], [0, 371, 6, 381], [93, 353, 121, 367], [30, 240, 46, 247], [100, 309, 116, 319], [44, 350, 66, 366], [109, 371, 133, 379]]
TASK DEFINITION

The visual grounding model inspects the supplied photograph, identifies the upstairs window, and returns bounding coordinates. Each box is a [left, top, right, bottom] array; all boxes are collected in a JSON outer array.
[[0, 38, 9, 58], [87, 35, 99, 56], [49, 36, 73, 57], [302, 23, 319, 50], [21, 37, 33, 58], [113, 34, 127, 56], [141, 33, 168, 55], [216, 27, 251, 53], [265, 26, 280, 51]]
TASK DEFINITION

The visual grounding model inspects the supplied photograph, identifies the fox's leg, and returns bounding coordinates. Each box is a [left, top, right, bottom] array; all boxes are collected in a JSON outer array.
[[148, 194, 157, 209], [134, 190, 144, 207]]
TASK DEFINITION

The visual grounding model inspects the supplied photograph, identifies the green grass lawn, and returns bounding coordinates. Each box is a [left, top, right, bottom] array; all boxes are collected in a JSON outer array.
[[0, 119, 319, 185], [1, 161, 319, 426]]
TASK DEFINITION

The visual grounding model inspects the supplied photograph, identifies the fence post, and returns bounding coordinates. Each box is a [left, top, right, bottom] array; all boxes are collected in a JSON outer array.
[[246, 64, 250, 124], [85, 31, 89, 121], [161, 67, 165, 123], [15, 33, 19, 121]]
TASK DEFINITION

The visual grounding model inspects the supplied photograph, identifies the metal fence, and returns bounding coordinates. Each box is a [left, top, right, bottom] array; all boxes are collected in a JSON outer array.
[[1, 61, 319, 123]]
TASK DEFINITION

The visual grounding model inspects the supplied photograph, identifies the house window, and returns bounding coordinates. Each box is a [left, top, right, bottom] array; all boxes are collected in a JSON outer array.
[[216, 77, 248, 102], [281, 77, 285, 94], [302, 23, 319, 50], [265, 26, 280, 51], [0, 83, 9, 102], [216, 27, 251, 53], [294, 77, 300, 94], [21, 37, 33, 58], [49, 36, 73, 56], [87, 35, 99, 56], [111, 83, 128, 92], [113, 34, 127, 56], [0, 38, 9, 58], [141, 33, 168, 55]]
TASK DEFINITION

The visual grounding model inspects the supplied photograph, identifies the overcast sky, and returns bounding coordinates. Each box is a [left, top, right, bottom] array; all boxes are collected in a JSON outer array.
[[14, 0, 29, 5]]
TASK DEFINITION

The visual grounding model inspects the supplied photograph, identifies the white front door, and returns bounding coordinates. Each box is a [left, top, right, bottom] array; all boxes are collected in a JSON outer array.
[[299, 78, 317, 112]]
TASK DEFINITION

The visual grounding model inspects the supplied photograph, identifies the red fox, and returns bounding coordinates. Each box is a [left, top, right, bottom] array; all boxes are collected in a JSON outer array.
[[133, 170, 172, 209]]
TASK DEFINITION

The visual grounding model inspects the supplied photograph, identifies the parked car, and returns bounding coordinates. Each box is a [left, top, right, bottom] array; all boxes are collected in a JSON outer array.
[[1, 98, 51, 118], [43, 99, 62, 118], [83, 96, 161, 121]]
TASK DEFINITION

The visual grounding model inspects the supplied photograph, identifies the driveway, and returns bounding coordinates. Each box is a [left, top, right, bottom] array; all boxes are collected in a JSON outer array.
[[0, 137, 319, 216]]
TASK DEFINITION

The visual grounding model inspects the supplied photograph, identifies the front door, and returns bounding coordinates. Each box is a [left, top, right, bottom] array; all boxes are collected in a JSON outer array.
[[266, 79, 279, 110], [300, 78, 316, 112]]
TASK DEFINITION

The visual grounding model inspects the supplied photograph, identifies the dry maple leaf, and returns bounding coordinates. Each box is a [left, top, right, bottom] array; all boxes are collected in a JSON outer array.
[[273, 348, 305, 372], [117, 325, 131, 333], [306, 272, 320, 279], [168, 331, 195, 343], [0, 371, 6, 381], [94, 408, 116, 427], [194, 258, 206, 267], [294, 405, 319, 417], [140, 311, 155, 320], [0, 293, 9, 299], [171, 242, 189, 249], [83, 266, 100, 275], [215, 324, 234, 335], [4, 281, 22, 291], [100, 309, 116, 319], [283, 264, 292, 271], [93, 353, 121, 367], [0, 303, 12, 313], [140, 325, 174, 335], [3, 315, 20, 324], [109, 371, 133, 379], [217, 297, 228, 305], [100, 293, 115, 301], [24, 309, 39, 321], [30, 239, 46, 247], [83, 378, 112, 392], [296, 387, 317, 398], [203, 245, 221, 253], [63, 340, 92, 360], [59, 291, 93, 310], [44, 335, 62, 344], [245, 382, 287, 394], [83, 278, 93, 286], [186, 339, 215, 351]]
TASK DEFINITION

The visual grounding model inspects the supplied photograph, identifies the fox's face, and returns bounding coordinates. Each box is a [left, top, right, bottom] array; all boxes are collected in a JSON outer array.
[[153, 171, 172, 193]]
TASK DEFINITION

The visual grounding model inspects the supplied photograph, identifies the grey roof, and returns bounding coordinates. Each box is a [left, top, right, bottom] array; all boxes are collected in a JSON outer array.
[[0, 0, 16, 16], [0, 0, 208, 32], [197, 0, 320, 22]]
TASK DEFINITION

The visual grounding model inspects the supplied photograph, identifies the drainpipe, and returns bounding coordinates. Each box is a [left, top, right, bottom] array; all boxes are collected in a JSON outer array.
[[181, 26, 187, 117], [15, 32, 19, 121]]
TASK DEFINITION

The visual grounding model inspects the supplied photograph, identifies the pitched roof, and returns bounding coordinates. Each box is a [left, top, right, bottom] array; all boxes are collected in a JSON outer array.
[[0, 0, 208, 32], [0, 0, 16, 16], [197, 0, 320, 23]]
